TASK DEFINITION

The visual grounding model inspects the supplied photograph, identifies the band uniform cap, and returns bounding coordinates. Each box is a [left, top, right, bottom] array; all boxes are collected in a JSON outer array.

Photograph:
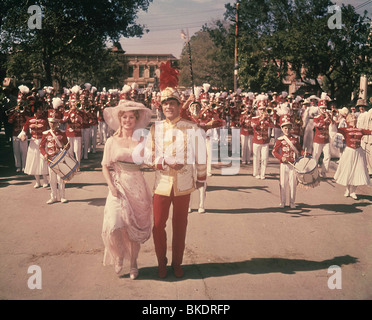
[[318, 100, 327, 107], [103, 100, 152, 132], [160, 87, 181, 104], [280, 114, 292, 127], [48, 109, 62, 122]]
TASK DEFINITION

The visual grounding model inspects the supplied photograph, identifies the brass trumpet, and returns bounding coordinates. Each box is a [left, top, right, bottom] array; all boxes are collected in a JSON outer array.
[[266, 106, 274, 115], [5, 105, 25, 115]]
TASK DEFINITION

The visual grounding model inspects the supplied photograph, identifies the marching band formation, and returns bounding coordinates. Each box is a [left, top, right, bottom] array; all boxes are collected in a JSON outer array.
[[2, 81, 372, 208]]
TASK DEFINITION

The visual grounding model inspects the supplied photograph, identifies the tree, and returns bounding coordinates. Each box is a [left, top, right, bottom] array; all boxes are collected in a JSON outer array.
[[179, 28, 234, 90], [215, 0, 371, 103], [1, 0, 152, 88]]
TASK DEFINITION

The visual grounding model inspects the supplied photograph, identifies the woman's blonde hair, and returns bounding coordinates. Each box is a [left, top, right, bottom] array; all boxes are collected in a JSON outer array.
[[113, 110, 140, 136]]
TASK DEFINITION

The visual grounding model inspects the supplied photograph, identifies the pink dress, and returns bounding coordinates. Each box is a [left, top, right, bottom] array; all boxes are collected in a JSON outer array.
[[101, 137, 152, 267]]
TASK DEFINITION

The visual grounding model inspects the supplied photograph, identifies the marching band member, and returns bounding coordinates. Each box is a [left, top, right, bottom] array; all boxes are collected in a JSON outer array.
[[251, 94, 275, 179], [145, 61, 207, 278], [312, 99, 334, 177], [39, 109, 70, 204], [8, 85, 29, 173], [61, 85, 83, 163], [290, 99, 303, 143], [240, 105, 254, 165], [272, 114, 304, 208], [334, 113, 372, 200], [19, 101, 49, 188]]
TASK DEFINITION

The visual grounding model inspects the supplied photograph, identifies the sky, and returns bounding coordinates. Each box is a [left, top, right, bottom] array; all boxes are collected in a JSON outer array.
[[119, 0, 372, 59]]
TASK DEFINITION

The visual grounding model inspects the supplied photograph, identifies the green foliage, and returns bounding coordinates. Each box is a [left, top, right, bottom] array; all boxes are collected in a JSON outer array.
[[202, 0, 371, 104], [1, 0, 152, 88], [179, 28, 234, 90]]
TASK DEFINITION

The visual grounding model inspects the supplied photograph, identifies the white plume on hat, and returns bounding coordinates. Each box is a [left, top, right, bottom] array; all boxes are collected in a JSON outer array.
[[256, 94, 268, 101], [18, 85, 30, 94], [45, 86, 53, 94], [63, 87, 70, 95], [281, 91, 288, 98], [247, 92, 255, 100], [84, 83, 92, 90], [91, 86, 97, 93], [194, 86, 202, 100], [71, 85, 80, 94], [52, 97, 63, 110], [295, 96, 302, 103], [203, 83, 210, 93], [122, 85, 131, 93]]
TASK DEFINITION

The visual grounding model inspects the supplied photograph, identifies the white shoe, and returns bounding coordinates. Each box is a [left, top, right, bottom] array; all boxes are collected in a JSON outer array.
[[60, 198, 68, 203], [350, 193, 357, 200], [344, 190, 350, 197], [255, 175, 260, 179], [46, 198, 57, 204], [34, 183, 41, 189], [42, 183, 48, 188], [198, 207, 205, 214], [188, 208, 192, 213], [279, 203, 285, 208], [260, 176, 265, 180], [16, 168, 21, 173]]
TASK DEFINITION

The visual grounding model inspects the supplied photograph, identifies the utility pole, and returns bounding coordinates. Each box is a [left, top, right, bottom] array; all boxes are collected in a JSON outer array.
[[358, 19, 371, 100], [234, 1, 239, 92]]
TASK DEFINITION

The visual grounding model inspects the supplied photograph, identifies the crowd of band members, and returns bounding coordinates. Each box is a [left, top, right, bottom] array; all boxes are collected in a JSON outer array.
[[1, 82, 372, 183]]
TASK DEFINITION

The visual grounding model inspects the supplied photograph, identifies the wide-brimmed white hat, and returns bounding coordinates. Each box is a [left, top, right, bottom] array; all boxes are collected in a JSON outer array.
[[103, 100, 152, 131]]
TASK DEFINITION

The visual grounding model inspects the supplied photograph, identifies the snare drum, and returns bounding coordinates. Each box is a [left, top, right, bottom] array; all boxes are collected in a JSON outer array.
[[49, 150, 79, 181], [293, 156, 320, 188]]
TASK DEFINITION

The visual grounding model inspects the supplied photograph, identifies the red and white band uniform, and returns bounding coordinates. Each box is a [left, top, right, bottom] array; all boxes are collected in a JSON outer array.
[[251, 111, 275, 179], [39, 127, 69, 203], [61, 108, 83, 162], [8, 110, 28, 172], [272, 129, 303, 208], [334, 125, 372, 198], [312, 109, 333, 176], [145, 113, 207, 276], [240, 111, 254, 165], [19, 111, 49, 187]]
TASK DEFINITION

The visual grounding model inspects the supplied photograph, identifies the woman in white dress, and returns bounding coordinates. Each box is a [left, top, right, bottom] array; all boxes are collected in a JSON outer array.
[[101, 101, 152, 278], [334, 114, 372, 200], [19, 103, 49, 188]]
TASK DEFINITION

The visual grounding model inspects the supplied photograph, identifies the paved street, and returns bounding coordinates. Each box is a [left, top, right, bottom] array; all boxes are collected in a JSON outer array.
[[0, 121, 371, 301]]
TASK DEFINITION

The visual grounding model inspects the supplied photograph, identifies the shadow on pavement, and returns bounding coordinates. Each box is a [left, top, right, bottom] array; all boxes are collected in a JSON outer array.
[[208, 202, 372, 216], [124, 255, 358, 281]]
